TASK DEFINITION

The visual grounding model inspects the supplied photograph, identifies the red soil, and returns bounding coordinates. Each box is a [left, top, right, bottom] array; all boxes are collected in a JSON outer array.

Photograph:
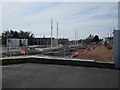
[[73, 45, 113, 62]]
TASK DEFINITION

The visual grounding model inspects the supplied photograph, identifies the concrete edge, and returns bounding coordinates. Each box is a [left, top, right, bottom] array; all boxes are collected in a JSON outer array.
[[1, 56, 117, 70]]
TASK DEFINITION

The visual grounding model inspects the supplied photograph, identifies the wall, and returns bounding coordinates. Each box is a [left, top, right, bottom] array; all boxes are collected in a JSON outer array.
[[6, 38, 28, 47], [113, 30, 120, 68]]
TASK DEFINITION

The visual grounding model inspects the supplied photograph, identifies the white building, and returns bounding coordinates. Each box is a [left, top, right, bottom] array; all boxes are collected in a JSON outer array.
[[6, 38, 28, 47]]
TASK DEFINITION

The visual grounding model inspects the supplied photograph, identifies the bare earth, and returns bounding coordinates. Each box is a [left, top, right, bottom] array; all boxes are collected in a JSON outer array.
[[77, 45, 113, 62]]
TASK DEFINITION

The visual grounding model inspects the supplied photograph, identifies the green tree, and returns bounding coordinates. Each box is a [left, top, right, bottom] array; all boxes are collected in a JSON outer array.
[[19, 30, 34, 39], [93, 35, 99, 42], [2, 30, 34, 45]]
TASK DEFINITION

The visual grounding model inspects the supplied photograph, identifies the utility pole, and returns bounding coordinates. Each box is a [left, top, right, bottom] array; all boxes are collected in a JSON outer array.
[[57, 22, 58, 47], [107, 33, 109, 38], [110, 28, 112, 38], [51, 19, 53, 48], [75, 30, 76, 45], [81, 37, 82, 45], [77, 30, 78, 45]]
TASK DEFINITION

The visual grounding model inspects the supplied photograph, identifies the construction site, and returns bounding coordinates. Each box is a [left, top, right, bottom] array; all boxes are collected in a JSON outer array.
[[1, 20, 114, 63], [1, 20, 119, 89]]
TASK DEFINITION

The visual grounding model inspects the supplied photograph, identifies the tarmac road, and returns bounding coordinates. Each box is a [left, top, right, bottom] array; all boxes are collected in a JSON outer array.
[[2, 63, 118, 88]]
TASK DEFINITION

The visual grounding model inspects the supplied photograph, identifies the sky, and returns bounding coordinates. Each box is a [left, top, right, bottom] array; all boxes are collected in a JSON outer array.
[[1, 1, 118, 40]]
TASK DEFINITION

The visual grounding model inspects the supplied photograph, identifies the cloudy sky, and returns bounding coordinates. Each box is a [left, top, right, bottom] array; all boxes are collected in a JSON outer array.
[[2, 2, 118, 40]]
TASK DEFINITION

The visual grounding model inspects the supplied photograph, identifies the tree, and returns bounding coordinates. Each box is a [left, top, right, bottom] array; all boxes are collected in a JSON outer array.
[[93, 35, 99, 42], [19, 30, 34, 39], [2, 30, 34, 45], [13, 31, 19, 38], [2, 30, 34, 39]]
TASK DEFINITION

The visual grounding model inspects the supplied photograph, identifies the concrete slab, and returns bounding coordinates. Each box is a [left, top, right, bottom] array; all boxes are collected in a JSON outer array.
[[2, 63, 118, 88]]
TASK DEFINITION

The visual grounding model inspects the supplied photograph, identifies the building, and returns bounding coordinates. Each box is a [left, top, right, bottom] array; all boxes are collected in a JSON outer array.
[[28, 37, 53, 47], [58, 38, 69, 45], [28, 37, 69, 47], [6, 38, 28, 47]]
